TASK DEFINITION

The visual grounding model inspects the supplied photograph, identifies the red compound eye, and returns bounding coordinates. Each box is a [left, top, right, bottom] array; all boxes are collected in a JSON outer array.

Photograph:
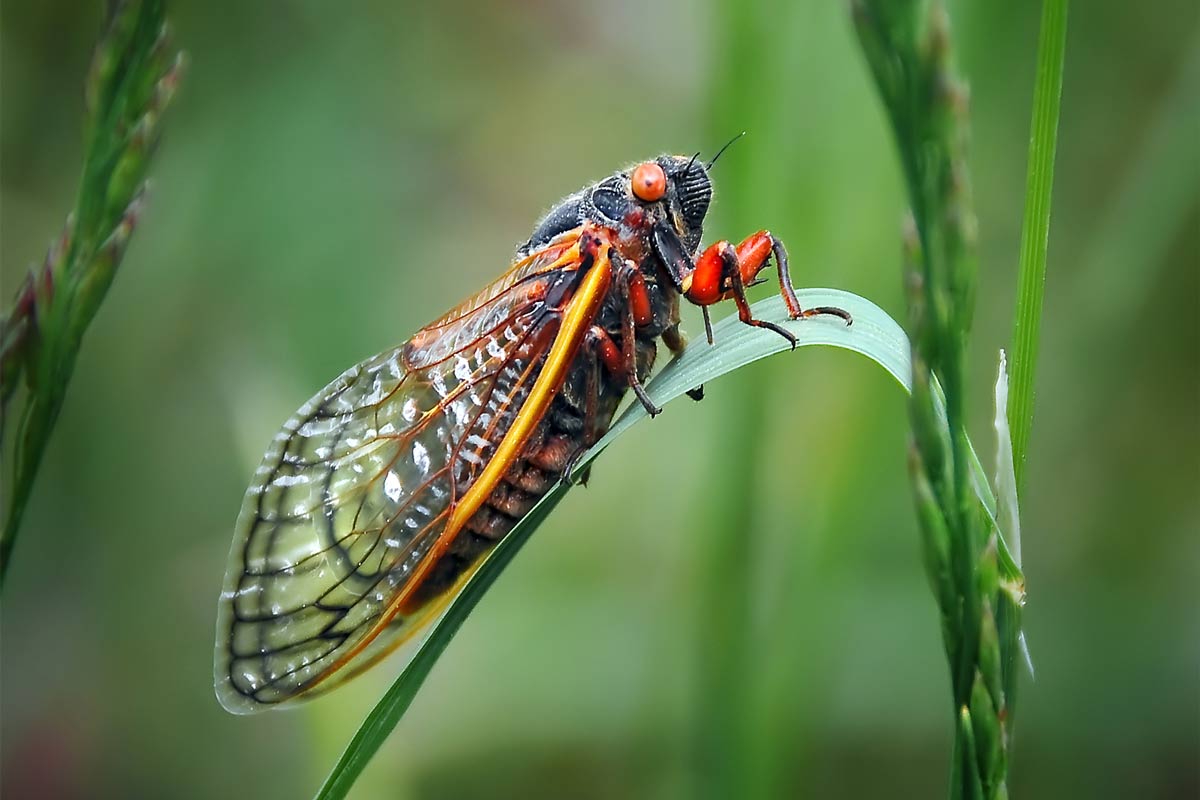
[[630, 161, 667, 202]]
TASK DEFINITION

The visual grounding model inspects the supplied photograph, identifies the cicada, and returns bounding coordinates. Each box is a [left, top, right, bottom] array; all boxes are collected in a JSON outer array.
[[214, 153, 851, 713]]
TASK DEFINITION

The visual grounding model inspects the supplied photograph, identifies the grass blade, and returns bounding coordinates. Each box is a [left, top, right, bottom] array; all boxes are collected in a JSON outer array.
[[1008, 0, 1069, 490]]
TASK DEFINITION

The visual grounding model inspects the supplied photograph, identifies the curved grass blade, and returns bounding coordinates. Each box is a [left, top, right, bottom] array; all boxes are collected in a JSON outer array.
[[313, 287, 1000, 799]]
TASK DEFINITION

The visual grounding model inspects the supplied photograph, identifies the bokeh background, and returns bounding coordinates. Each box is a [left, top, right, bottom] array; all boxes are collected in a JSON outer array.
[[2, 1, 1197, 798]]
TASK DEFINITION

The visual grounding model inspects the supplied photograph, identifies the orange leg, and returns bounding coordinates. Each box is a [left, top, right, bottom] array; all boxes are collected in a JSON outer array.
[[585, 324, 623, 377], [627, 269, 653, 327], [583, 255, 663, 420], [680, 230, 852, 347], [615, 261, 661, 415]]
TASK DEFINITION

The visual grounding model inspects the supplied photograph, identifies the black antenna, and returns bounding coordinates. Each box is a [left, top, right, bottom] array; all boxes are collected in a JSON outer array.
[[683, 151, 701, 174], [706, 131, 746, 169]]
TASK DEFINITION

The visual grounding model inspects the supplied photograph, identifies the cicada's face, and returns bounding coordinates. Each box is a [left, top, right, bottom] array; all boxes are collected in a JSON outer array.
[[654, 154, 712, 253], [583, 156, 712, 254], [525, 155, 712, 258]]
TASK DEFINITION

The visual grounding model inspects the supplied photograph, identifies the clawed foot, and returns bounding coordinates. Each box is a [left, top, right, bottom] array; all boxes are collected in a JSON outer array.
[[792, 305, 853, 326]]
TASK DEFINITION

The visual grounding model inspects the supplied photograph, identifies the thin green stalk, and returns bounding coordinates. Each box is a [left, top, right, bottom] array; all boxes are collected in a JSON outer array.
[[1008, 0, 1069, 491], [852, 2, 1027, 797], [0, 0, 182, 585]]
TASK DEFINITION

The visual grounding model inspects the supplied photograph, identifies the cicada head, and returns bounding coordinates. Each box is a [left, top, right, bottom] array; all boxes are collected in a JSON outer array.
[[590, 155, 713, 254], [655, 154, 712, 254], [523, 154, 713, 258]]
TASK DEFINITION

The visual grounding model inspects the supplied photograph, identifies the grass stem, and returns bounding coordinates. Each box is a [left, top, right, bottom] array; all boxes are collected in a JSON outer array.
[[0, 0, 182, 585]]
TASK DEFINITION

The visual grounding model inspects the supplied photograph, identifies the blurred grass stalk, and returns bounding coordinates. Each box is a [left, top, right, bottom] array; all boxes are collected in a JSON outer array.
[[690, 3, 765, 800], [0, 0, 183, 585], [851, 0, 1062, 796]]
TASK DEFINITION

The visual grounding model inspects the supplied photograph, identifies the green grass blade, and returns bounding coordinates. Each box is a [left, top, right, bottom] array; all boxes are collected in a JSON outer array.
[[1008, 0, 1069, 490], [314, 288, 927, 799], [594, 289, 911, 449]]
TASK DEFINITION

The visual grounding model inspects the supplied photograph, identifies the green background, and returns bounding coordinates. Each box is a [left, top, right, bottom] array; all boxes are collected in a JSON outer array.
[[2, 2, 1196, 798]]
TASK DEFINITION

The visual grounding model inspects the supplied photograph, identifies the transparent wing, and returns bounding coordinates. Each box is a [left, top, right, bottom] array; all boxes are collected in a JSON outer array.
[[215, 236, 584, 713]]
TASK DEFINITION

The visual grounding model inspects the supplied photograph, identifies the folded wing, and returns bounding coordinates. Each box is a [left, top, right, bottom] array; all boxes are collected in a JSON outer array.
[[214, 235, 588, 712]]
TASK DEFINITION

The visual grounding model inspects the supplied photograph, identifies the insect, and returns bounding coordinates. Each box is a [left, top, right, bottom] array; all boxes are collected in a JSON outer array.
[[214, 152, 851, 713]]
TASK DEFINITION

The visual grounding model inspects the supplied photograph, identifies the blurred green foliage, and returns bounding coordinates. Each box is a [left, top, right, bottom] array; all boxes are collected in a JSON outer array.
[[1, 2, 1196, 799]]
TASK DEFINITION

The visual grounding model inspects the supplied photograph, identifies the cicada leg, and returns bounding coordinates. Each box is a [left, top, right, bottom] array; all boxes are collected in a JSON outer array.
[[581, 325, 619, 439], [661, 323, 687, 357], [615, 262, 662, 417], [563, 319, 625, 488], [583, 323, 659, 419], [695, 233, 853, 349], [653, 224, 852, 349], [575, 257, 662, 420]]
